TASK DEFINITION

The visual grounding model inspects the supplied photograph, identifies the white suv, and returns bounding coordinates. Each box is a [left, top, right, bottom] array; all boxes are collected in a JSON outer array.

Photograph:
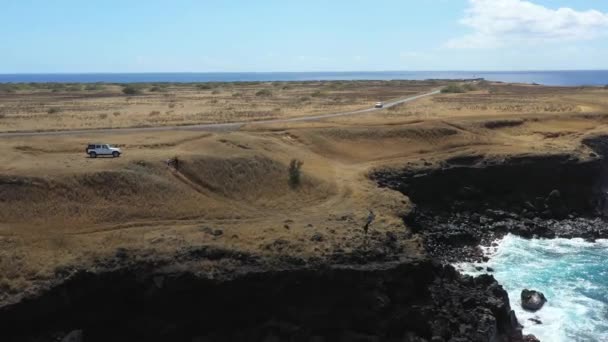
[[86, 143, 122, 158]]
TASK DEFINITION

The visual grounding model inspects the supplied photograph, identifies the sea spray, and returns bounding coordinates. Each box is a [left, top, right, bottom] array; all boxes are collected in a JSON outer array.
[[456, 235, 608, 342]]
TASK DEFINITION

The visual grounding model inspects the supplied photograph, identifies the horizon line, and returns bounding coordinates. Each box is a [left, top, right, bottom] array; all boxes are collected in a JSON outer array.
[[1, 69, 608, 75]]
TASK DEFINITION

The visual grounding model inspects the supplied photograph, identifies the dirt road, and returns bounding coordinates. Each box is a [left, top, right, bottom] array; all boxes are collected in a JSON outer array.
[[0, 90, 440, 138]]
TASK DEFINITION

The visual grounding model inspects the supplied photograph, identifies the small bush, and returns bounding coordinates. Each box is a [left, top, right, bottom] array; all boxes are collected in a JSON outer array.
[[462, 83, 477, 91], [311, 90, 326, 97], [255, 89, 273, 97], [149, 111, 161, 116], [0, 84, 17, 93], [113, 111, 121, 117], [47, 107, 61, 114], [212, 89, 221, 95], [196, 84, 213, 90], [288, 159, 304, 188], [441, 84, 466, 94], [299, 96, 311, 102], [98, 113, 108, 119], [232, 92, 243, 97], [66, 85, 82, 92], [85, 84, 104, 91], [122, 86, 142, 95], [168, 102, 176, 108]]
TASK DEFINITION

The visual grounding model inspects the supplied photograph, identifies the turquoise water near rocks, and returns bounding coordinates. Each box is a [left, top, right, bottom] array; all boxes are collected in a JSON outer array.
[[457, 235, 608, 341]]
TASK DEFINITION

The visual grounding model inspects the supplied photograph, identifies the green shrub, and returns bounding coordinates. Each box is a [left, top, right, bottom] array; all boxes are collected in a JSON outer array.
[[232, 92, 243, 97], [441, 84, 466, 94], [311, 90, 326, 97], [462, 83, 477, 91], [47, 107, 61, 114], [288, 159, 304, 188], [66, 85, 82, 91], [85, 84, 104, 91], [0, 84, 18, 93], [212, 89, 221, 95], [122, 86, 142, 95], [196, 84, 213, 90], [255, 89, 273, 97]]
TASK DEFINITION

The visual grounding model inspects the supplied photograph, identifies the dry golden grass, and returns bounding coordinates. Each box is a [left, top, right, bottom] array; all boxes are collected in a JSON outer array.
[[1, 82, 608, 301], [324, 83, 608, 126], [0, 80, 440, 132]]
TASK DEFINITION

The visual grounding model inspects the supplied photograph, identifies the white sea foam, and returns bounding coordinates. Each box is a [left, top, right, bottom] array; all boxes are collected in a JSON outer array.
[[457, 234, 608, 341]]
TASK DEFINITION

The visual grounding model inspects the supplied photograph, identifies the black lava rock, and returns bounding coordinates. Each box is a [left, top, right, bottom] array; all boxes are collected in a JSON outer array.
[[521, 289, 547, 311]]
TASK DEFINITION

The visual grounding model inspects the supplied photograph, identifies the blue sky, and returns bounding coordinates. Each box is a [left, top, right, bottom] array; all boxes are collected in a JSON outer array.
[[2, 0, 608, 72]]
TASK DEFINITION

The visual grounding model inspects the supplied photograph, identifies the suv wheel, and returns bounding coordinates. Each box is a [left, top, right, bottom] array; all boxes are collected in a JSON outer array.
[[112, 151, 120, 158], [89, 152, 97, 158]]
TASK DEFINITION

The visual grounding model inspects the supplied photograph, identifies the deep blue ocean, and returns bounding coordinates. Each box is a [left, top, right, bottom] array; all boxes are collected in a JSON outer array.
[[0, 70, 607, 86], [458, 235, 608, 341]]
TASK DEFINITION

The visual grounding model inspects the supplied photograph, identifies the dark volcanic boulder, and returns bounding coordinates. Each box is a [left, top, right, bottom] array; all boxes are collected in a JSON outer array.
[[545, 189, 568, 218], [61, 330, 83, 342], [521, 289, 547, 311], [523, 334, 541, 342]]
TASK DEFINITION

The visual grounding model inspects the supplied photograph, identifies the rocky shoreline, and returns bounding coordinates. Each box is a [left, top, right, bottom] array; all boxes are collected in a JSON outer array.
[[4, 136, 608, 342], [369, 135, 608, 341], [0, 256, 527, 342], [404, 209, 608, 263], [373, 135, 608, 263]]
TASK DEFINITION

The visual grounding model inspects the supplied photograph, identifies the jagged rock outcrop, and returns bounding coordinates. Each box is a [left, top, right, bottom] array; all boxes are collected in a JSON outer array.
[[0, 259, 525, 342], [372, 152, 608, 262]]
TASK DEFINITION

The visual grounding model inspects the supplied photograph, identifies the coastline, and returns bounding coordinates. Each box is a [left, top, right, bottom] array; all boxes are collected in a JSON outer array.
[[1, 70, 607, 86], [1, 82, 608, 341], [456, 235, 608, 341], [370, 134, 608, 341], [7, 136, 608, 341]]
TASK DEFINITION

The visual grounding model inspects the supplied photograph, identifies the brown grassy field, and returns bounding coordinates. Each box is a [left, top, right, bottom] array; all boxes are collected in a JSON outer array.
[[1, 81, 608, 302], [0, 80, 440, 132]]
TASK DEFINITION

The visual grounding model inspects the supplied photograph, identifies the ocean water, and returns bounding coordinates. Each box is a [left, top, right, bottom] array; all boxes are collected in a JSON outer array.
[[0, 70, 607, 86], [457, 235, 608, 342]]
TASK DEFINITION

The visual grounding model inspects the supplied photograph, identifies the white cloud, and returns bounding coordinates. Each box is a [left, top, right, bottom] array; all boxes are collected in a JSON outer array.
[[447, 0, 608, 49]]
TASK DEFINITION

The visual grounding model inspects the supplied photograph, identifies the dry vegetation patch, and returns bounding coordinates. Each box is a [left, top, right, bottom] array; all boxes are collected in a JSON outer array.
[[178, 155, 336, 207], [380, 83, 599, 121], [2, 82, 608, 303], [0, 80, 440, 132]]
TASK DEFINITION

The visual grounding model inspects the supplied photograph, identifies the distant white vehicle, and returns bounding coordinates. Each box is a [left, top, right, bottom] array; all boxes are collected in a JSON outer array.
[[86, 143, 122, 158], [375, 102, 384, 108]]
